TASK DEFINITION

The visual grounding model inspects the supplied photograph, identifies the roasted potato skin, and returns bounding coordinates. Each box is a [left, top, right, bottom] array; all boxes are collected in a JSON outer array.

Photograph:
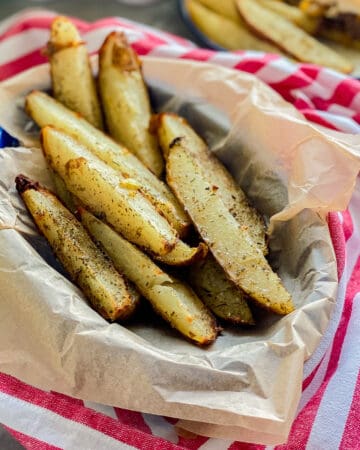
[[79, 208, 218, 345], [166, 139, 294, 315], [41, 126, 179, 257], [25, 91, 190, 238], [47, 16, 104, 129], [154, 112, 267, 254], [236, 0, 353, 73], [15, 175, 139, 321], [185, 0, 282, 52], [189, 255, 254, 324], [98, 32, 164, 176]]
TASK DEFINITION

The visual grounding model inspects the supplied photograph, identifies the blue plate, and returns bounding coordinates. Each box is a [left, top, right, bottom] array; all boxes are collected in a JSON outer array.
[[178, 0, 227, 51], [0, 128, 19, 148]]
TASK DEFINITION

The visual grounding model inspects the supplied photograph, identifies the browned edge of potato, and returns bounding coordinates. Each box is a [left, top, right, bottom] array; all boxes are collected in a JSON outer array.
[[79, 207, 219, 345], [40, 126, 179, 257], [166, 138, 294, 315], [189, 255, 255, 324], [185, 0, 283, 53], [98, 31, 164, 176], [25, 90, 191, 238], [152, 112, 268, 255], [46, 16, 104, 129], [236, 0, 353, 73], [15, 174, 140, 321]]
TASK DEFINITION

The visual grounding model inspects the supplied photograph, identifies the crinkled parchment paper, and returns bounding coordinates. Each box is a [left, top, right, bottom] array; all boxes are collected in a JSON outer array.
[[0, 58, 360, 445]]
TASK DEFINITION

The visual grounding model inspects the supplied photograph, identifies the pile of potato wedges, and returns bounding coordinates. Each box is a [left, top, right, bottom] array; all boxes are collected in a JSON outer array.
[[17, 17, 294, 346]]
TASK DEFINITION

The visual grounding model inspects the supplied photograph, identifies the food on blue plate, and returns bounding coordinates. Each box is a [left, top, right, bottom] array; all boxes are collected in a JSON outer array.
[[46, 16, 104, 129], [297, 0, 360, 48], [166, 135, 294, 315], [236, 0, 353, 73], [25, 91, 191, 238], [98, 31, 164, 176], [184, 0, 282, 52], [79, 208, 218, 345], [257, 0, 319, 33], [183, 0, 353, 72], [15, 175, 140, 321]]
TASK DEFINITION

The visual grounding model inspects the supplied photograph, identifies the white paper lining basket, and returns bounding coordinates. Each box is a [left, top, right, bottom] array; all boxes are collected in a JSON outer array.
[[1, 57, 359, 445]]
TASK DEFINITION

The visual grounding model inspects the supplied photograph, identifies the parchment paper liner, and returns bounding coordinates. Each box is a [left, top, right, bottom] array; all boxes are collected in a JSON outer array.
[[0, 58, 359, 445]]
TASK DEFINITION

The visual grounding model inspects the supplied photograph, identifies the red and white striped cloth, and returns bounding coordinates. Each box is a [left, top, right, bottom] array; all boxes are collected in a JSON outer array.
[[0, 10, 359, 450]]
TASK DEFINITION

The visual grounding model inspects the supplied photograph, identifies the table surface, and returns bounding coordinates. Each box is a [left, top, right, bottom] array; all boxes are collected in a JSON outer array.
[[0, 0, 198, 42]]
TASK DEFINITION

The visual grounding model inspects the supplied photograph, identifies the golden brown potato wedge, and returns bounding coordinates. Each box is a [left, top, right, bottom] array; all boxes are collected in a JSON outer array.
[[258, 0, 319, 34], [25, 91, 190, 237], [156, 239, 208, 266], [154, 112, 267, 254], [319, 29, 360, 50], [166, 139, 294, 315], [236, 0, 353, 73], [47, 16, 103, 129], [189, 255, 254, 324], [15, 175, 139, 321], [196, 0, 241, 22], [79, 208, 218, 345], [41, 126, 178, 256], [50, 169, 78, 213], [185, 0, 282, 52], [98, 32, 164, 176]]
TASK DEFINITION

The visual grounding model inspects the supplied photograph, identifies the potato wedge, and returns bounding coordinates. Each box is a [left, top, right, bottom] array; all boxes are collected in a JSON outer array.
[[47, 16, 103, 129], [257, 0, 319, 34], [185, 0, 282, 52], [25, 91, 190, 237], [154, 112, 267, 254], [196, 0, 240, 22], [236, 0, 353, 73], [189, 255, 254, 324], [79, 208, 218, 345], [15, 175, 139, 321], [166, 140, 294, 315], [156, 239, 208, 266], [319, 28, 360, 50], [98, 32, 164, 176], [51, 169, 78, 213], [41, 126, 178, 256]]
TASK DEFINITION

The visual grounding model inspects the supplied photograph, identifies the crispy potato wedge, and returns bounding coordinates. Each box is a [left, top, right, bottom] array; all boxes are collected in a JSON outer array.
[[189, 255, 254, 324], [236, 0, 353, 73], [166, 140, 294, 315], [156, 239, 208, 266], [51, 169, 78, 213], [79, 208, 218, 345], [196, 0, 242, 22], [51, 167, 203, 266], [15, 175, 139, 321], [41, 126, 178, 256], [49, 143, 201, 266], [154, 112, 267, 254], [319, 29, 360, 50], [25, 91, 190, 237], [98, 32, 164, 176], [185, 0, 282, 52], [258, 0, 319, 34], [47, 16, 103, 129]]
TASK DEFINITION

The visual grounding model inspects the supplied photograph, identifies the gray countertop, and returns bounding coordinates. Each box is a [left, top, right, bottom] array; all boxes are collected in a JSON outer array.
[[0, 0, 198, 43]]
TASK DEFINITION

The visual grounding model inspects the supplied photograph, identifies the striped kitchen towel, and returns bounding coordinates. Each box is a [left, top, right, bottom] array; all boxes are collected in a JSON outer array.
[[0, 9, 359, 450]]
